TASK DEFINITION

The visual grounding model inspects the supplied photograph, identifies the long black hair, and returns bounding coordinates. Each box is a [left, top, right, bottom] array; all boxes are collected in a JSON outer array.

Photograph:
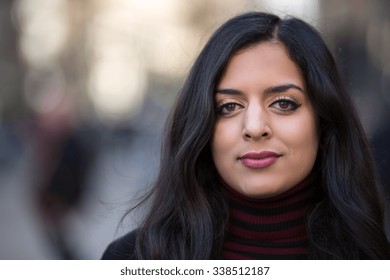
[[133, 11, 390, 259]]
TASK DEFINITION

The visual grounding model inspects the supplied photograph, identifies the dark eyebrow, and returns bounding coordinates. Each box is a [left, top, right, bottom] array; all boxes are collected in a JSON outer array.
[[214, 88, 242, 95], [215, 83, 304, 96], [264, 84, 305, 94]]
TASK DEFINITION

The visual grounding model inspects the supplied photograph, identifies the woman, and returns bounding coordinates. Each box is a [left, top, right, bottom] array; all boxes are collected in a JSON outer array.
[[102, 11, 390, 259]]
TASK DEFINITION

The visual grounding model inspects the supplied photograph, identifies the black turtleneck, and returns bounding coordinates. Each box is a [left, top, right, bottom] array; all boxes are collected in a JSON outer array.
[[222, 176, 317, 259]]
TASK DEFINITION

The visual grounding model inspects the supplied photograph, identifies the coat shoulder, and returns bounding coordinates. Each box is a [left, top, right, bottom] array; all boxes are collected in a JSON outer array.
[[101, 230, 138, 260]]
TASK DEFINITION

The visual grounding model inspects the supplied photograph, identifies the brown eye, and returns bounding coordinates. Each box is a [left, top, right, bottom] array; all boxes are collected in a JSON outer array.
[[216, 102, 243, 115], [269, 99, 301, 112], [225, 103, 237, 112], [278, 101, 290, 110]]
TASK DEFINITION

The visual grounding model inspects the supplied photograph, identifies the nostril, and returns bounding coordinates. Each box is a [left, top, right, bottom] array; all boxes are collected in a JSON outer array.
[[242, 123, 272, 140]]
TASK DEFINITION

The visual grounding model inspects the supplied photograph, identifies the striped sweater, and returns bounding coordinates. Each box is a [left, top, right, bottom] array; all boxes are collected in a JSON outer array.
[[222, 177, 316, 259]]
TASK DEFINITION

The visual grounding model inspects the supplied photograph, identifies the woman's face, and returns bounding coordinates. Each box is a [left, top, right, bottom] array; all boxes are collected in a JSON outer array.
[[211, 42, 319, 198]]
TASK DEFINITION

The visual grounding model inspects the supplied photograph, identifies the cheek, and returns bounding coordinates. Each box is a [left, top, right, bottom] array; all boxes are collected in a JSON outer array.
[[278, 113, 319, 161], [211, 120, 240, 161]]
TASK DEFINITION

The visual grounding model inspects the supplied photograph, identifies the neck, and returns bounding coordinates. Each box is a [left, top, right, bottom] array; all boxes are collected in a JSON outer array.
[[222, 176, 317, 259]]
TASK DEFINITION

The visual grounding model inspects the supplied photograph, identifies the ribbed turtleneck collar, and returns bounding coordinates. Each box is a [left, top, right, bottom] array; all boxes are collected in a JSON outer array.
[[222, 176, 317, 260]]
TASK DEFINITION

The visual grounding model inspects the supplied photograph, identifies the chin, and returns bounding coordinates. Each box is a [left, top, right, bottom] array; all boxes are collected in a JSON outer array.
[[240, 185, 282, 199]]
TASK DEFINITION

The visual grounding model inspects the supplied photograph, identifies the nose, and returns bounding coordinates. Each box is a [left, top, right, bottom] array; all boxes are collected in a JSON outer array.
[[242, 104, 272, 141]]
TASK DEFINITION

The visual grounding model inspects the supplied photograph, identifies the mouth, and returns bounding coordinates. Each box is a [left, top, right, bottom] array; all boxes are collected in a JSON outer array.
[[239, 151, 281, 169]]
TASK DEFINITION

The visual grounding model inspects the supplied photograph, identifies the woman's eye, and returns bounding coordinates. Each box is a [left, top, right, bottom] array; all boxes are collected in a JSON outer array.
[[216, 102, 242, 115], [269, 99, 301, 112]]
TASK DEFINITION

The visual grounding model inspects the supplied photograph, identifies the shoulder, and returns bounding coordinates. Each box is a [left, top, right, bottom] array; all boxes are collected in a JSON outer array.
[[101, 230, 138, 260]]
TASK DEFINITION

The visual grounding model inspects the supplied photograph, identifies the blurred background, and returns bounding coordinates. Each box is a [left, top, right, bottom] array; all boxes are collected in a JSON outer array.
[[0, 0, 389, 259]]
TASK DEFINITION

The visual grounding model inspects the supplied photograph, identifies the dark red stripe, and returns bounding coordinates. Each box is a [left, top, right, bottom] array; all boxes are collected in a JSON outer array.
[[228, 223, 307, 242], [230, 207, 306, 224], [224, 241, 308, 255]]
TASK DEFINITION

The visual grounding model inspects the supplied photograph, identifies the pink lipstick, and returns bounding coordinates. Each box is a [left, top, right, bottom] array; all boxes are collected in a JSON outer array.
[[240, 151, 280, 169]]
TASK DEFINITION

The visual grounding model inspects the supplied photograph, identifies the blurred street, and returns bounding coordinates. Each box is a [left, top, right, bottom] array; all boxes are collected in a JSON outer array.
[[0, 99, 166, 259]]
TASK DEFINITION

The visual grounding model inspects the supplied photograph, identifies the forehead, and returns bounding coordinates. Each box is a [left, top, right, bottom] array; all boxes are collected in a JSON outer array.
[[218, 42, 305, 88]]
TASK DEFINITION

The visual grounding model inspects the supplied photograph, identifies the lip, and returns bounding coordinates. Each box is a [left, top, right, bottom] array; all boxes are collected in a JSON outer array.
[[240, 151, 281, 169]]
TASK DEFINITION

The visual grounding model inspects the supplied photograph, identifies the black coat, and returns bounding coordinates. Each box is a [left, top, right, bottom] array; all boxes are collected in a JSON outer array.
[[101, 230, 137, 260]]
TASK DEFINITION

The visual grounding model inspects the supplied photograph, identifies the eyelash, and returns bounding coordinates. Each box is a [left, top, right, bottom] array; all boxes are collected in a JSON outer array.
[[215, 100, 243, 115], [269, 97, 301, 112], [215, 97, 301, 115]]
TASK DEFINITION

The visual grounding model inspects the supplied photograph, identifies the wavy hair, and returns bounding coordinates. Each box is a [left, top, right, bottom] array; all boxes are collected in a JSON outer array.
[[133, 12, 390, 259]]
